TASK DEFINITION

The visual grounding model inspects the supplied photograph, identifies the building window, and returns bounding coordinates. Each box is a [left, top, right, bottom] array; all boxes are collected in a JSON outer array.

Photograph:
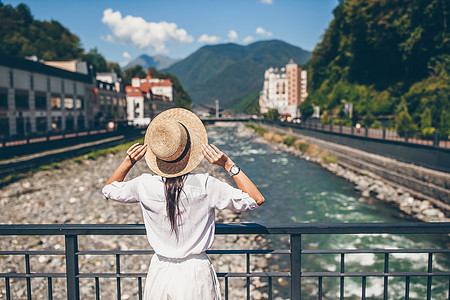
[[64, 96, 74, 110], [35, 92, 47, 109], [51, 116, 62, 131], [0, 116, 9, 138], [36, 117, 47, 133], [30, 74, 34, 90], [51, 94, 61, 110], [76, 97, 84, 109], [100, 95, 105, 105], [0, 88, 8, 110], [15, 90, 29, 109]]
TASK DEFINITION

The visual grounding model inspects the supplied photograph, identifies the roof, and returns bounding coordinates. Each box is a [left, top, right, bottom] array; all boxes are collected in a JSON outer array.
[[0, 53, 92, 83]]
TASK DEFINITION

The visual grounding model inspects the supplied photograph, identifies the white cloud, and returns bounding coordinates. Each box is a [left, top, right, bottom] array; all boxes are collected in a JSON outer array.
[[227, 30, 239, 42], [102, 8, 194, 54], [123, 51, 132, 59], [259, 0, 273, 4], [198, 34, 221, 44], [243, 36, 255, 43], [256, 27, 273, 37]]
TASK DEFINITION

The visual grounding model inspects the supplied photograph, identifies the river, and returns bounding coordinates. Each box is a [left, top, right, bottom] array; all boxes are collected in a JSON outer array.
[[207, 123, 449, 299]]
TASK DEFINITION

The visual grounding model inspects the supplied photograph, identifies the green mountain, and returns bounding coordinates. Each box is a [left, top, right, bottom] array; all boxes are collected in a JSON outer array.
[[124, 54, 181, 70], [163, 40, 311, 109], [304, 0, 449, 138]]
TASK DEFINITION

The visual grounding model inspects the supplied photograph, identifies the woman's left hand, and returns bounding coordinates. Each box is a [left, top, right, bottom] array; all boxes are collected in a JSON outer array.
[[126, 143, 148, 166]]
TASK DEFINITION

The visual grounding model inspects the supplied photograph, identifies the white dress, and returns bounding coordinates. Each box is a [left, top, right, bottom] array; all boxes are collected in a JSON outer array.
[[102, 173, 258, 300]]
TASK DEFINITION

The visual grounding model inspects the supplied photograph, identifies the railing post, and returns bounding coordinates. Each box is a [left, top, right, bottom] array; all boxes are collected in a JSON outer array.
[[433, 130, 439, 147], [382, 127, 386, 140], [65, 235, 80, 300], [290, 234, 302, 300]]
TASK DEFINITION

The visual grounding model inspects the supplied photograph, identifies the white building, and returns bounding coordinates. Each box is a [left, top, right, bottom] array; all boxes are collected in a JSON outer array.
[[259, 59, 308, 118], [126, 72, 175, 126]]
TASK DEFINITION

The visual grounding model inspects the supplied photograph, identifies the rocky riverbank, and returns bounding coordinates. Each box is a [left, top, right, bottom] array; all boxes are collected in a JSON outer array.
[[246, 123, 450, 223], [0, 144, 271, 299]]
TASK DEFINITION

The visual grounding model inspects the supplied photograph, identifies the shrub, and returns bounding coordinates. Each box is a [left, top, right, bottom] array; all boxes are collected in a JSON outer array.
[[324, 155, 337, 164], [283, 136, 297, 147], [420, 127, 436, 139], [298, 142, 310, 153]]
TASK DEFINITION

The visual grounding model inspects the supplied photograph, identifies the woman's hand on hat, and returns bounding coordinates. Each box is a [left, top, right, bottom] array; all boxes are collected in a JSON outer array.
[[126, 143, 148, 166], [202, 144, 234, 171]]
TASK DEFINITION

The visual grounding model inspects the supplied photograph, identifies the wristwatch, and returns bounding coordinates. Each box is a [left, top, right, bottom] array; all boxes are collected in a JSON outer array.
[[228, 164, 240, 177]]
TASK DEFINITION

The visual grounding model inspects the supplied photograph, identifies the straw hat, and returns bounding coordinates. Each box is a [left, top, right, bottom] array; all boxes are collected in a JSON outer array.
[[144, 108, 208, 178]]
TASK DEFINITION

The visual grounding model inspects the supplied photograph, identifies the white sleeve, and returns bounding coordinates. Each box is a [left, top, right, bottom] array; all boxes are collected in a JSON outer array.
[[102, 176, 140, 203], [206, 174, 259, 211]]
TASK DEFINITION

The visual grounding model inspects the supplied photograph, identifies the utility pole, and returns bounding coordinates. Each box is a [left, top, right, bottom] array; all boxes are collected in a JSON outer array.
[[215, 99, 219, 118]]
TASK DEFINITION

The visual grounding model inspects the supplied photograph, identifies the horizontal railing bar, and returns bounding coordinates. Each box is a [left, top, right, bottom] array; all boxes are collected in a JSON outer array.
[[77, 250, 154, 255], [76, 249, 289, 255], [208, 249, 290, 255], [217, 272, 290, 278], [0, 222, 449, 235], [0, 273, 66, 278], [4, 271, 450, 279], [77, 272, 291, 278], [0, 251, 65, 255], [78, 273, 147, 278], [302, 249, 450, 254], [302, 271, 450, 277]]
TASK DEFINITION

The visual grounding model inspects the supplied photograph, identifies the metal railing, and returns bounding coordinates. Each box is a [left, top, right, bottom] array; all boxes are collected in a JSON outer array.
[[297, 120, 450, 149], [0, 223, 449, 300]]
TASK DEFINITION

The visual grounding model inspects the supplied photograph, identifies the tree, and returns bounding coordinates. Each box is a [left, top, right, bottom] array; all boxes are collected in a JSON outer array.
[[395, 106, 418, 137], [80, 48, 107, 73], [266, 109, 280, 121], [122, 65, 146, 86], [439, 110, 449, 140], [299, 100, 314, 120]]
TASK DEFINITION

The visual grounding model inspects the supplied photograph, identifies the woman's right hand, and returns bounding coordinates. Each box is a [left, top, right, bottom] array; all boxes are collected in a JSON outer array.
[[202, 144, 234, 171], [126, 143, 148, 166]]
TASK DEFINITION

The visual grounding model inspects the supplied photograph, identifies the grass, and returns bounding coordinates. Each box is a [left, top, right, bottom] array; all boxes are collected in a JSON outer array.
[[75, 138, 144, 161]]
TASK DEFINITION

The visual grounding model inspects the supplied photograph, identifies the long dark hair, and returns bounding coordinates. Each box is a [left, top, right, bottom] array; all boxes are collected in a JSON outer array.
[[164, 175, 187, 233]]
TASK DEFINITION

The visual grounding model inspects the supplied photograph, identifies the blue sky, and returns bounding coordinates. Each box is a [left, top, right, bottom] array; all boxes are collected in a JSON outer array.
[[3, 0, 338, 65]]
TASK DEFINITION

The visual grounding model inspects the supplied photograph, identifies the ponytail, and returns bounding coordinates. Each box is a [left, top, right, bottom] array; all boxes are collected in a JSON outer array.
[[164, 175, 187, 234]]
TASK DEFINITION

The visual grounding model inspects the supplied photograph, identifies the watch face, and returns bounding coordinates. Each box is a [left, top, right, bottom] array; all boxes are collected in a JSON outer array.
[[230, 165, 239, 175]]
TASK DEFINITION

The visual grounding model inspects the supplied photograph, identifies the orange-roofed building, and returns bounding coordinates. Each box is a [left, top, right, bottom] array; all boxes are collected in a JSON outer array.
[[126, 72, 175, 126]]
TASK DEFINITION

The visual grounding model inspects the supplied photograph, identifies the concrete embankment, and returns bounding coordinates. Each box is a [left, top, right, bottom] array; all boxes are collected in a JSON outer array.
[[0, 148, 270, 299], [249, 122, 450, 223]]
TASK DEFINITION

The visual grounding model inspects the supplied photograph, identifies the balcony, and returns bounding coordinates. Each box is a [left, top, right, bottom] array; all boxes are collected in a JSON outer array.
[[0, 222, 449, 299]]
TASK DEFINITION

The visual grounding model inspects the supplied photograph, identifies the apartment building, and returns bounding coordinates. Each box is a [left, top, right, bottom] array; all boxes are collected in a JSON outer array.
[[259, 59, 308, 118], [0, 54, 126, 138]]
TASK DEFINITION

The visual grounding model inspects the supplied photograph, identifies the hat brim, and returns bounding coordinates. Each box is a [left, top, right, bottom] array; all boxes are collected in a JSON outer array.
[[144, 108, 208, 178]]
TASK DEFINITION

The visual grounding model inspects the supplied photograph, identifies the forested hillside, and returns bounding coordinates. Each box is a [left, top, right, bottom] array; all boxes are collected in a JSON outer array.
[[0, 2, 83, 60], [303, 0, 449, 138], [164, 40, 311, 109]]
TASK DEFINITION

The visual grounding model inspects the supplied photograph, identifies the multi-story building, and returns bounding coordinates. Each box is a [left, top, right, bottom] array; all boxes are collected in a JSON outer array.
[[126, 72, 175, 126], [0, 54, 126, 139], [259, 59, 308, 118]]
